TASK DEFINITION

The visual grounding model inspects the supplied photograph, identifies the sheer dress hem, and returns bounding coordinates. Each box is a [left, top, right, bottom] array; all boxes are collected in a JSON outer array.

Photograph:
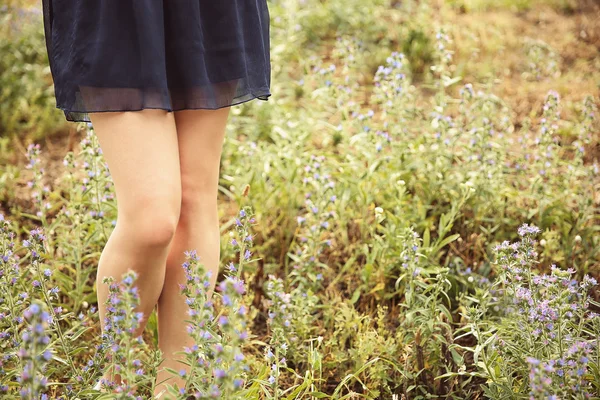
[[57, 89, 272, 123]]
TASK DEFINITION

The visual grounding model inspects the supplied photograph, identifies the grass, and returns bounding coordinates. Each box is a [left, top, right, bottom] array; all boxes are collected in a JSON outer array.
[[0, 0, 599, 398]]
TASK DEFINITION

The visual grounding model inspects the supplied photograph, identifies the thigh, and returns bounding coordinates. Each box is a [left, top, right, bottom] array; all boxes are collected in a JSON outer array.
[[88, 109, 182, 223], [173, 107, 231, 210]]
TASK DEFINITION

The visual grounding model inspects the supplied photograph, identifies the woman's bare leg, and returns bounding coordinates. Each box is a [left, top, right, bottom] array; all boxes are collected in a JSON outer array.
[[154, 106, 231, 395], [89, 109, 182, 389]]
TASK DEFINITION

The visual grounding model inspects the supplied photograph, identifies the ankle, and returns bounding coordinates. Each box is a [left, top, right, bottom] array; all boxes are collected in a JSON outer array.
[[99, 369, 123, 387]]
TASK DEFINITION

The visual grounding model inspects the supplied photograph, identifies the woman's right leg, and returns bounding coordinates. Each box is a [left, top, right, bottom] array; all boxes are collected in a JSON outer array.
[[88, 109, 181, 389]]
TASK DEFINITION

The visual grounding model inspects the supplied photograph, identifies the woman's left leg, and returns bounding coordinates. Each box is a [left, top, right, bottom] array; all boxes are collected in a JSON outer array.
[[154, 106, 231, 395]]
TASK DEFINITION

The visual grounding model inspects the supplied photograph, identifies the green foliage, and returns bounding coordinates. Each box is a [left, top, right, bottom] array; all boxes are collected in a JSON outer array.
[[0, 0, 599, 398], [402, 29, 434, 78], [523, 38, 561, 81], [453, 226, 600, 398], [445, 0, 533, 12], [0, 5, 64, 141], [445, 0, 578, 13]]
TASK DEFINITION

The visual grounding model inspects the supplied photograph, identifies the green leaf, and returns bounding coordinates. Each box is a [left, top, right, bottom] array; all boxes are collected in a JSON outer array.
[[443, 76, 463, 87], [423, 227, 431, 248], [350, 287, 361, 304], [305, 392, 330, 398], [436, 233, 460, 249]]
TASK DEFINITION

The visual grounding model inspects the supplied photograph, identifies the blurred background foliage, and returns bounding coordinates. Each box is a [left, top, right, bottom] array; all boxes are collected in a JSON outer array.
[[0, 0, 598, 145]]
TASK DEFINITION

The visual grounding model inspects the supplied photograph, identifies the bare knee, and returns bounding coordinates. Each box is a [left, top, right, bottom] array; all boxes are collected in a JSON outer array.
[[180, 181, 217, 218], [137, 216, 178, 247], [181, 168, 219, 211], [118, 197, 181, 248]]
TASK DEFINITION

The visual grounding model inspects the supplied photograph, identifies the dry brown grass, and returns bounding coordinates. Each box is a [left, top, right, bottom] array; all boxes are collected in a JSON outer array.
[[446, 2, 599, 123]]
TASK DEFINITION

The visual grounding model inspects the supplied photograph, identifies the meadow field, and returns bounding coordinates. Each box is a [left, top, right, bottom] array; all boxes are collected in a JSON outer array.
[[0, 0, 599, 398]]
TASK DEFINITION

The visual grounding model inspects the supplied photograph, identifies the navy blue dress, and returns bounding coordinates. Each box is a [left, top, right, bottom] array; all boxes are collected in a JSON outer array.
[[42, 1, 272, 122]]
